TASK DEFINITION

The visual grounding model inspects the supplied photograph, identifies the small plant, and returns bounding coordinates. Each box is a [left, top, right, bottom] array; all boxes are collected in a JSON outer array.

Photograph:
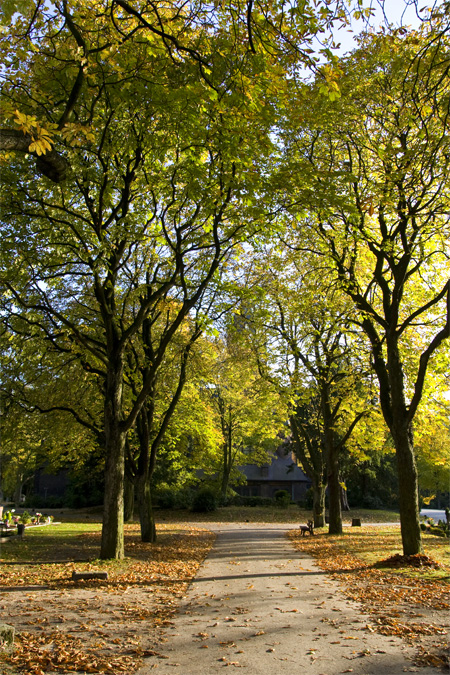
[[20, 511, 31, 524], [3, 510, 15, 525], [192, 487, 217, 513], [274, 490, 291, 508]]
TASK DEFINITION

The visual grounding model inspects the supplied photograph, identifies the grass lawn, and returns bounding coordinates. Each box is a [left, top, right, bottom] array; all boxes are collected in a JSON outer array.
[[316, 525, 450, 571]]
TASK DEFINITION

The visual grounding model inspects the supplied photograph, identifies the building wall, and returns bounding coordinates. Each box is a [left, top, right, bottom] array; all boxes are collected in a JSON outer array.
[[237, 480, 310, 501]]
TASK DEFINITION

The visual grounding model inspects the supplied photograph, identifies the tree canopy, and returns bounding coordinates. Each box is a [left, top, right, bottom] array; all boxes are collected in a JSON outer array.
[[1, 0, 449, 559]]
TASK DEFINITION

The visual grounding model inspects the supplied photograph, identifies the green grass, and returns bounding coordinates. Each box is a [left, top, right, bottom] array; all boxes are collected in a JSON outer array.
[[0, 522, 102, 564], [0, 507, 401, 567]]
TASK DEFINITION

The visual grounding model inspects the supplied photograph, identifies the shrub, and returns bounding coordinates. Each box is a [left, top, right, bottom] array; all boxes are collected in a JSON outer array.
[[224, 494, 244, 507], [274, 490, 291, 508], [429, 526, 447, 538], [192, 488, 217, 513], [155, 488, 176, 510], [242, 496, 273, 507], [154, 487, 194, 510]]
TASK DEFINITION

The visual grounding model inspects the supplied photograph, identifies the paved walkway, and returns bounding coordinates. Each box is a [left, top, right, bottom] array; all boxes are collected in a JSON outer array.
[[137, 523, 437, 674]]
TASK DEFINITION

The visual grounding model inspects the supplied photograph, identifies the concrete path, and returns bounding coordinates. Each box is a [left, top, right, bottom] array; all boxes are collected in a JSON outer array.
[[137, 523, 436, 674]]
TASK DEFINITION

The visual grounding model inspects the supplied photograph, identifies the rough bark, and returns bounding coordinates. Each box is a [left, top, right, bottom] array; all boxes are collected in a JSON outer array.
[[387, 336, 423, 555], [0, 128, 69, 182], [101, 430, 125, 559], [311, 477, 326, 528], [327, 443, 343, 535], [100, 361, 125, 560], [136, 474, 156, 543], [393, 426, 422, 555]]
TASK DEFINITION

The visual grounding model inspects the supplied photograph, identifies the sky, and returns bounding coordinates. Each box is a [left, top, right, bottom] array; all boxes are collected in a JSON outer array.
[[333, 0, 444, 55]]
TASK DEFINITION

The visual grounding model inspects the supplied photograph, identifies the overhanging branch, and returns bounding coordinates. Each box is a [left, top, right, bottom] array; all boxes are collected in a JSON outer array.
[[0, 128, 69, 183]]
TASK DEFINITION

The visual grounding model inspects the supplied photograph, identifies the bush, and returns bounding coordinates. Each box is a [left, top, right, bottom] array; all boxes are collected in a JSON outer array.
[[274, 490, 291, 508], [192, 487, 217, 513], [20, 511, 31, 524], [429, 526, 447, 538], [241, 496, 273, 507], [224, 494, 244, 507], [154, 487, 194, 510], [154, 488, 177, 509]]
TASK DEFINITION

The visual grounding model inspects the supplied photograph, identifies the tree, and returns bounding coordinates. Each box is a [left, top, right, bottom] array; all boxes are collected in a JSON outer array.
[[280, 25, 450, 554], [238, 246, 377, 531], [123, 298, 206, 541], [1, 1, 277, 558], [0, 325, 102, 504], [202, 335, 284, 501]]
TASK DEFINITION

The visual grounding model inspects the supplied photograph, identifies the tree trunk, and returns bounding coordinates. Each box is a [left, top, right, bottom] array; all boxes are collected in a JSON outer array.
[[387, 337, 423, 556], [311, 478, 326, 528], [340, 484, 350, 511], [101, 429, 125, 559], [327, 445, 342, 535], [124, 476, 135, 522], [392, 423, 423, 555], [136, 474, 156, 543], [100, 361, 125, 560], [220, 431, 232, 502]]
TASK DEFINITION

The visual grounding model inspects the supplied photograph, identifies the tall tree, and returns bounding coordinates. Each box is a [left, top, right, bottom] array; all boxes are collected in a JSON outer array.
[[124, 298, 205, 541], [0, 5, 275, 557], [280, 25, 450, 554], [238, 247, 376, 531], [202, 335, 285, 501]]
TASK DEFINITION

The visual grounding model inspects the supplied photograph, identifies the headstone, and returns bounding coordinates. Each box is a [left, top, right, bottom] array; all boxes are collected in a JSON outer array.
[[352, 518, 362, 527], [71, 571, 108, 581], [0, 624, 15, 652]]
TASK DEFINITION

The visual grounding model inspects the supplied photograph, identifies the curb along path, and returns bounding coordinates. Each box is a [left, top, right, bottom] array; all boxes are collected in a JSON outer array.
[[137, 523, 436, 674]]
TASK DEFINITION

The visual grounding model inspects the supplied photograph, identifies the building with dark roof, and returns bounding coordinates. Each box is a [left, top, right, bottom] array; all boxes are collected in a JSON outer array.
[[236, 446, 311, 501]]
